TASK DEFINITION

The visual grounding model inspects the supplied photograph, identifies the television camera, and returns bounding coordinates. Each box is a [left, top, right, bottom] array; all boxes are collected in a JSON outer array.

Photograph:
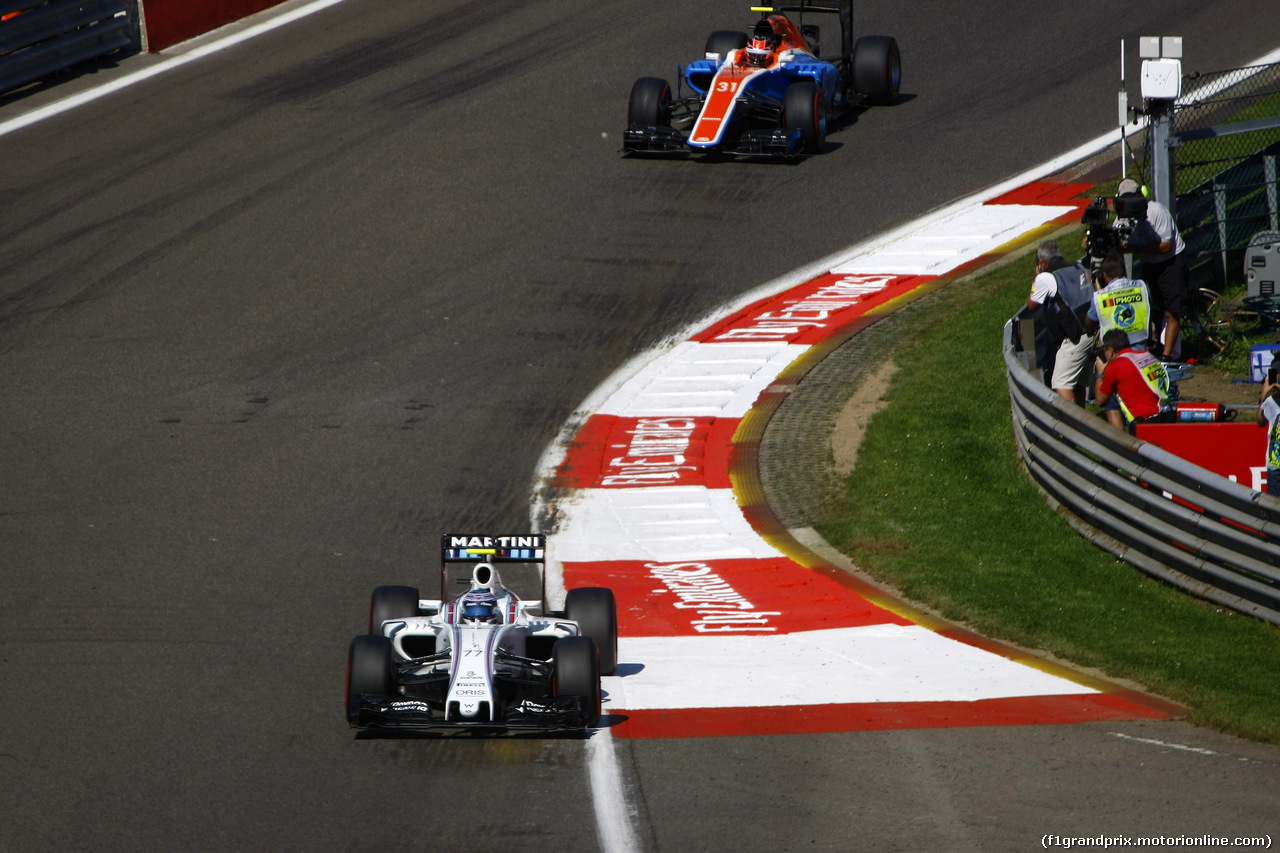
[[1081, 192, 1149, 275]]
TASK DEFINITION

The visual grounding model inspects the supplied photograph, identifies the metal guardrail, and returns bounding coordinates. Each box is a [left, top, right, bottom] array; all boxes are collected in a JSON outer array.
[[0, 0, 139, 95], [1004, 315, 1280, 625]]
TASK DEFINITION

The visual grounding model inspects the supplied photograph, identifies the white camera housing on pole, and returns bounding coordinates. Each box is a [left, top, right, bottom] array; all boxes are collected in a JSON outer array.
[[1141, 58, 1182, 99], [1139, 36, 1183, 212]]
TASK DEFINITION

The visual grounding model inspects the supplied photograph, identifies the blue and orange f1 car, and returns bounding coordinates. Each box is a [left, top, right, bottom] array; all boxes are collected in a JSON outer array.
[[623, 1, 900, 157]]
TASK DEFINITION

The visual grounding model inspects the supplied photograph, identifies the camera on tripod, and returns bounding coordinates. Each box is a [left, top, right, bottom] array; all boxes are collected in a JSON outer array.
[[1081, 192, 1149, 273]]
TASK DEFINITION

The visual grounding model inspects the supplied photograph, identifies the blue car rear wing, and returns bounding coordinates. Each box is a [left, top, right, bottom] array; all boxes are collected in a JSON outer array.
[[440, 534, 546, 562], [439, 534, 548, 604]]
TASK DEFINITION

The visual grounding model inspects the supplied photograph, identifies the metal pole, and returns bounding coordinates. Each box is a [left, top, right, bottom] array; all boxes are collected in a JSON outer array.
[[1266, 155, 1278, 231], [1215, 183, 1228, 284], [1119, 39, 1127, 178], [1150, 98, 1176, 216]]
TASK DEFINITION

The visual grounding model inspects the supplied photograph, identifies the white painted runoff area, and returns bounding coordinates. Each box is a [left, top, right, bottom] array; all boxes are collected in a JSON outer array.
[[831, 202, 1077, 276], [605, 626, 1094, 711], [553, 486, 786, 564], [596, 341, 808, 418]]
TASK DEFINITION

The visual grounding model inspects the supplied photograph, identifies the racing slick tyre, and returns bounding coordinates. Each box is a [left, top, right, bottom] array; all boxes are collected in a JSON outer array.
[[552, 636, 601, 727], [346, 634, 395, 724], [853, 35, 901, 106], [704, 30, 747, 62], [628, 77, 672, 128], [783, 80, 826, 155], [565, 587, 618, 676], [368, 585, 419, 634]]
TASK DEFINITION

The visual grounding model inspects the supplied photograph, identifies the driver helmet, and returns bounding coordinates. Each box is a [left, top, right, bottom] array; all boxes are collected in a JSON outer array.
[[745, 21, 778, 66], [460, 590, 500, 624]]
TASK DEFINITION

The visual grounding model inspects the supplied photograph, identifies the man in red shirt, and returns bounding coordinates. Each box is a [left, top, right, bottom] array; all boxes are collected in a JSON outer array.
[[1094, 329, 1172, 431]]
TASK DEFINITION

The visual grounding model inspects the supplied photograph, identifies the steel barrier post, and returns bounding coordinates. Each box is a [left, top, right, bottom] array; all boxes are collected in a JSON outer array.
[[1215, 183, 1228, 281], [1151, 98, 1177, 216], [1266, 155, 1278, 231]]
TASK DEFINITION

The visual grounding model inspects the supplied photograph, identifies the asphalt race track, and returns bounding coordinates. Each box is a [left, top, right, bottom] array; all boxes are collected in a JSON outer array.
[[2, 0, 1279, 849]]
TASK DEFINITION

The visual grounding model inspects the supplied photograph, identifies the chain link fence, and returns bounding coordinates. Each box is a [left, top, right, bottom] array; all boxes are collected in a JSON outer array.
[[1133, 61, 1280, 284]]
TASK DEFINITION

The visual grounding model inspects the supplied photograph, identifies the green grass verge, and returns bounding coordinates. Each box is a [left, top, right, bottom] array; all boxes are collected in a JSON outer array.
[[814, 227, 1280, 744]]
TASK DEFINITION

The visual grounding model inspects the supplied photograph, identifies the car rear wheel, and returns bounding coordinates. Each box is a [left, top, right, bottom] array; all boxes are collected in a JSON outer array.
[[800, 24, 820, 57], [347, 634, 395, 724], [853, 35, 901, 105], [628, 77, 672, 128], [553, 636, 601, 727], [368, 585, 419, 634], [565, 587, 619, 675], [704, 30, 747, 63], [783, 80, 826, 155]]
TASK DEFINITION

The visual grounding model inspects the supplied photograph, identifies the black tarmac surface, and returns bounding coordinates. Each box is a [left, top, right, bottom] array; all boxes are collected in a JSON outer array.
[[2, 0, 1278, 849]]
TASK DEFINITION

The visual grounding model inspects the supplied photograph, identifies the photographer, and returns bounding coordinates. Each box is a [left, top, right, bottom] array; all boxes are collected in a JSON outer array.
[[1116, 178, 1189, 360], [1087, 253, 1151, 348], [1095, 328, 1174, 432], [1027, 239, 1095, 406]]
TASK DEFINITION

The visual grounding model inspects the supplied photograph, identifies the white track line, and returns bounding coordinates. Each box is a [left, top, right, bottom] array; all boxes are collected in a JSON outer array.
[[1108, 732, 1240, 759], [0, 0, 350, 139], [587, 730, 642, 853]]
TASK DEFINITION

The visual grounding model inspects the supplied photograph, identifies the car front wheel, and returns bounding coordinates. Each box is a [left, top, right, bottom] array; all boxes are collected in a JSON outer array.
[[628, 77, 672, 128], [346, 634, 395, 724], [552, 636, 601, 727], [783, 80, 826, 154]]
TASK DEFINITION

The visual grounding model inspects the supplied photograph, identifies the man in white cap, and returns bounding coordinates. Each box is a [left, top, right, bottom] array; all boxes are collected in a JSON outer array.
[[1117, 177, 1188, 360]]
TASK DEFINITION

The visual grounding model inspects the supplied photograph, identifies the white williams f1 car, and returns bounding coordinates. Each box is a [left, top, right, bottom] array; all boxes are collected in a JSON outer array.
[[346, 534, 618, 732]]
